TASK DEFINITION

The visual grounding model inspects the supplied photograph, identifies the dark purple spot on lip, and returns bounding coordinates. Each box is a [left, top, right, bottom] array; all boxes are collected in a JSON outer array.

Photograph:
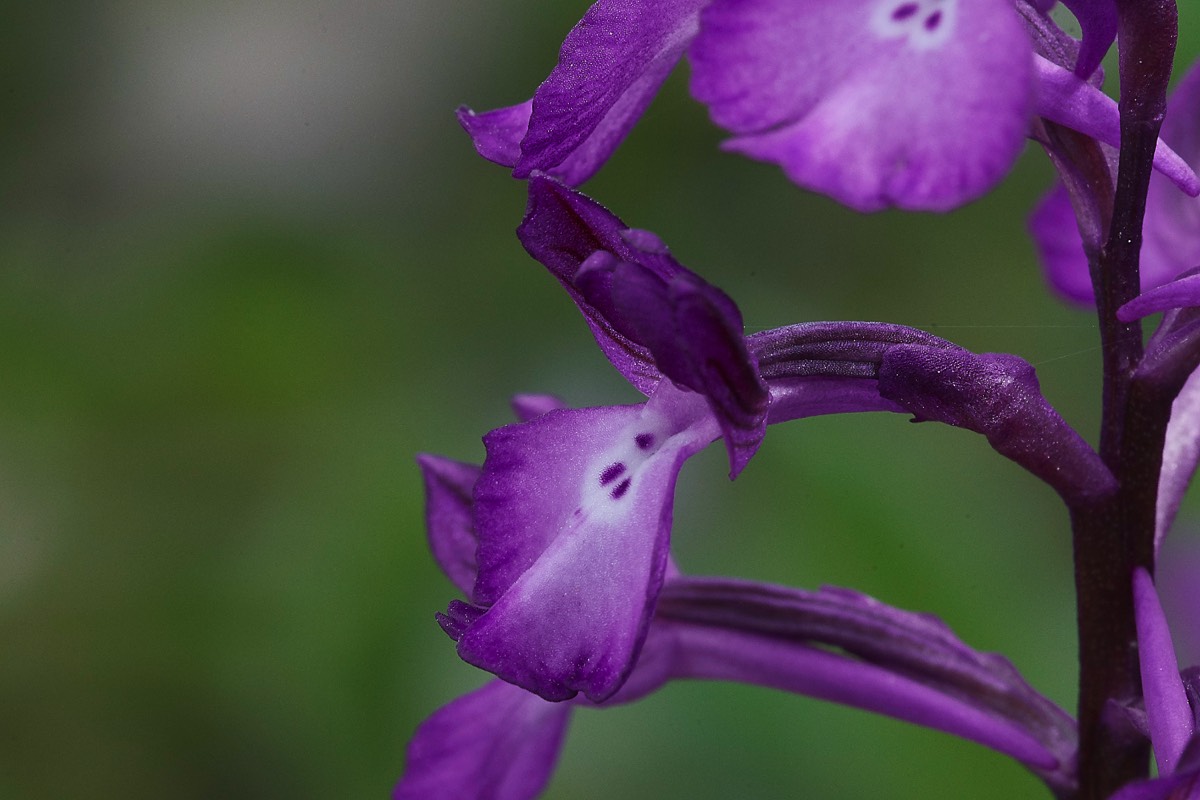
[[634, 433, 655, 450], [891, 2, 918, 20], [924, 10, 942, 29], [611, 478, 632, 500], [599, 462, 626, 486]]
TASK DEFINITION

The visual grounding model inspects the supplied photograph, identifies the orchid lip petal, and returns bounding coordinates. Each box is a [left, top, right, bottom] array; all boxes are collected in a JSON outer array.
[[689, 0, 1033, 211], [462, 386, 718, 702]]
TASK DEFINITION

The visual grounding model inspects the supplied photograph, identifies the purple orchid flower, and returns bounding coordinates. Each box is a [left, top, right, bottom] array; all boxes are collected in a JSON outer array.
[[435, 175, 1112, 709], [397, 438, 1079, 799], [459, 0, 1194, 211], [1107, 569, 1200, 800]]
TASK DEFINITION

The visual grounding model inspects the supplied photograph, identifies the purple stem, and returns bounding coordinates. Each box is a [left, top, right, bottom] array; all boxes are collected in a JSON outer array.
[[1073, 3, 1178, 797]]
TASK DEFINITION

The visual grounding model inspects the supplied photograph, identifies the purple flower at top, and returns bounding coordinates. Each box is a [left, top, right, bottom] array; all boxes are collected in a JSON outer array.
[[458, 0, 1193, 211], [398, 436, 1079, 799]]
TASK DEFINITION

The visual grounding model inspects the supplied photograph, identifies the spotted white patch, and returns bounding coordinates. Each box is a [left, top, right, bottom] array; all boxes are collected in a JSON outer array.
[[576, 408, 674, 525], [869, 0, 956, 51]]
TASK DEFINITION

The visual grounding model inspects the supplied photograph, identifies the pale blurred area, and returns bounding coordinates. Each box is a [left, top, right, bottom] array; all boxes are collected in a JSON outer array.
[[2, 5, 1198, 799]]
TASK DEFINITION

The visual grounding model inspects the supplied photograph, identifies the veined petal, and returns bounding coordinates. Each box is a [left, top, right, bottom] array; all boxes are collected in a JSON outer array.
[[689, 0, 1032, 211], [462, 383, 719, 701], [417, 454, 482, 597], [1133, 568, 1196, 776], [656, 577, 1077, 791], [489, 0, 706, 184], [394, 679, 571, 800]]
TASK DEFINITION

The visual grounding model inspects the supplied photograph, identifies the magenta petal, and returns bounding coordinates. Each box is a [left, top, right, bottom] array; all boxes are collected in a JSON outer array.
[[518, 176, 678, 394], [577, 253, 768, 477], [689, 0, 1032, 211], [1119, 274, 1200, 321], [1156, 367, 1200, 552], [456, 101, 534, 169], [417, 454, 483, 597], [1034, 56, 1200, 197], [511, 393, 567, 422], [1133, 568, 1196, 776], [464, 385, 718, 701], [394, 679, 571, 800], [1028, 183, 1096, 305], [513, 0, 705, 184], [1057, 0, 1116, 77]]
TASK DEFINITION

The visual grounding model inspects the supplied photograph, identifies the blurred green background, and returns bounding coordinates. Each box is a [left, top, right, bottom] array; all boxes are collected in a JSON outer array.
[[2, 4, 1198, 799]]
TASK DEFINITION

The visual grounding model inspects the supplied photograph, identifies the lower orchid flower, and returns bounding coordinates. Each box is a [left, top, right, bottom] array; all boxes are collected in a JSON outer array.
[[398, 434, 1079, 799]]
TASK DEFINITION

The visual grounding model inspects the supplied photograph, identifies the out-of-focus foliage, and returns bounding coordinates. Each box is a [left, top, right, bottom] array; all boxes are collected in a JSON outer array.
[[1, 3, 1197, 798]]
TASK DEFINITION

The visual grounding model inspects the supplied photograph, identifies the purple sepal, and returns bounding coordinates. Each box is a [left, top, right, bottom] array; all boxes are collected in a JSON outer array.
[[1056, 0, 1116, 78], [1158, 370, 1200, 550], [1120, 272, 1200, 321], [463, 386, 718, 701], [689, 0, 1033, 212], [576, 251, 767, 476], [877, 346, 1115, 506], [1028, 184, 1096, 305], [456, 101, 533, 169], [394, 679, 571, 800], [657, 577, 1077, 792], [519, 177, 767, 474], [418, 454, 483, 596], [511, 393, 566, 422], [1133, 568, 1196, 776], [458, 0, 704, 185], [1033, 56, 1200, 197], [512, 0, 705, 184], [518, 176, 675, 394]]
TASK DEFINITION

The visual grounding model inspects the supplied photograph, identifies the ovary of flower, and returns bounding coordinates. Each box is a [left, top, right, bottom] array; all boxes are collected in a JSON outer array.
[[869, 0, 957, 50]]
